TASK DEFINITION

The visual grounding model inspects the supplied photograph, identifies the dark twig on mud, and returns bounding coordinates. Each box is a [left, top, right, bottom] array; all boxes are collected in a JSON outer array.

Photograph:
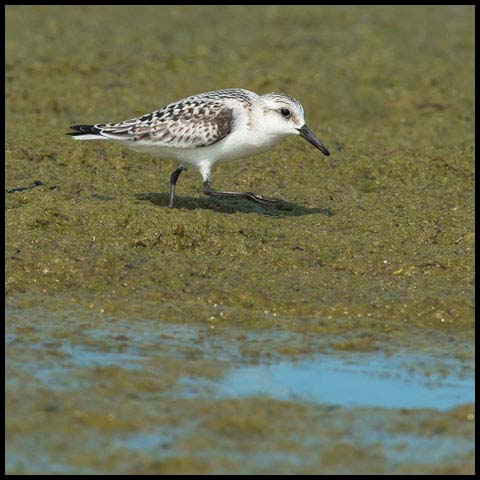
[[6, 180, 44, 193]]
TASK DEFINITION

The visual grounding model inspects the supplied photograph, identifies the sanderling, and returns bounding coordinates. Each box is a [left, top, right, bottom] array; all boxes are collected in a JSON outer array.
[[69, 88, 330, 208]]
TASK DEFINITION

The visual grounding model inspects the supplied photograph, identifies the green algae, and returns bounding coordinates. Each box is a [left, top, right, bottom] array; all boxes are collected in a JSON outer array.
[[6, 6, 474, 349], [5, 5, 475, 474]]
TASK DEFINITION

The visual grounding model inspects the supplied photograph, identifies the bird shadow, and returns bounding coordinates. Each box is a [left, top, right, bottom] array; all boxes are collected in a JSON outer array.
[[135, 192, 333, 217]]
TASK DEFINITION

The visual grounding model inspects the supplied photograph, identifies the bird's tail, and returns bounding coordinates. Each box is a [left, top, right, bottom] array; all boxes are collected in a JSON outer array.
[[68, 124, 106, 140]]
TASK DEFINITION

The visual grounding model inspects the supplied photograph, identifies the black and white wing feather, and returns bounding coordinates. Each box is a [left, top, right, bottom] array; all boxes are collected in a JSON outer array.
[[69, 98, 234, 149]]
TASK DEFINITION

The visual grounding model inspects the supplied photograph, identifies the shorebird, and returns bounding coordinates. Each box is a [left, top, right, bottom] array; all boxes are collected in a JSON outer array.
[[69, 88, 330, 208]]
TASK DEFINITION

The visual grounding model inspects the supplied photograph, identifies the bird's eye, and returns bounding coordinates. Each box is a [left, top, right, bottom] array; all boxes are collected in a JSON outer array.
[[280, 108, 291, 118]]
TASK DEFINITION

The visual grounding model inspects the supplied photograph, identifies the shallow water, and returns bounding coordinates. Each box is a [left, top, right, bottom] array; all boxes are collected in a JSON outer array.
[[204, 354, 474, 410], [5, 306, 475, 474], [6, 309, 474, 410]]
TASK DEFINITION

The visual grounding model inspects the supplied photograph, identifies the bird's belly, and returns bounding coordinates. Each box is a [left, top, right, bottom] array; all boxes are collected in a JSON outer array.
[[214, 132, 281, 163], [125, 130, 282, 167]]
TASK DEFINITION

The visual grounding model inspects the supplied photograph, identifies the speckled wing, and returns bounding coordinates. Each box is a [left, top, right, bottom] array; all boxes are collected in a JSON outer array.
[[91, 100, 234, 148]]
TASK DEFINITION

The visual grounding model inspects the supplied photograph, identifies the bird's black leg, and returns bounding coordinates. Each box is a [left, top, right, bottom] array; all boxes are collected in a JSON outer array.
[[168, 165, 185, 208], [202, 180, 282, 206]]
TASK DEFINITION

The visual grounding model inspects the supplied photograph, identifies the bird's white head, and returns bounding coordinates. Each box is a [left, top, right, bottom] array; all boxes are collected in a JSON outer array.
[[260, 92, 330, 156]]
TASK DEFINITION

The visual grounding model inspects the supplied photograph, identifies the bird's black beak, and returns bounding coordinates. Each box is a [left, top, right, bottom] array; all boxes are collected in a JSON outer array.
[[297, 125, 330, 156]]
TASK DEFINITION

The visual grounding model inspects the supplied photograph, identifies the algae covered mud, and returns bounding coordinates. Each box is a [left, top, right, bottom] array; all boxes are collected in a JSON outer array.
[[6, 5, 474, 474]]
